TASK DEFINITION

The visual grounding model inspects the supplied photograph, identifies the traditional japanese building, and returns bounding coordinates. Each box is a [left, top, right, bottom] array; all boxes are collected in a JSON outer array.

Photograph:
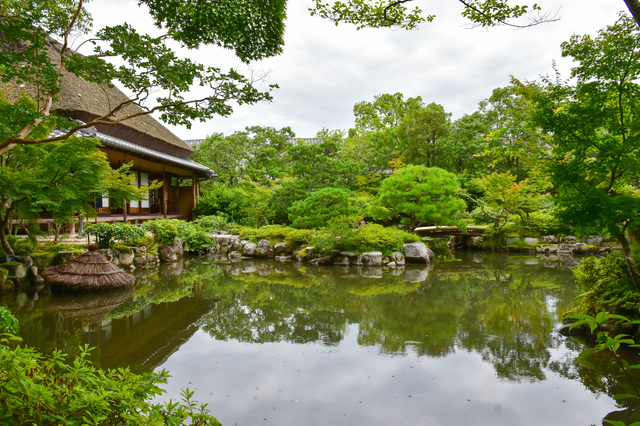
[[2, 39, 215, 234]]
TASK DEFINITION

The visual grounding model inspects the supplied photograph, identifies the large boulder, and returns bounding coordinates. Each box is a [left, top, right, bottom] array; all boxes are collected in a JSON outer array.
[[255, 239, 274, 257], [404, 242, 430, 264], [541, 235, 559, 244], [242, 242, 257, 256], [274, 242, 293, 255], [468, 236, 484, 249], [159, 244, 180, 262], [389, 252, 405, 266], [357, 251, 383, 267], [585, 235, 604, 247]]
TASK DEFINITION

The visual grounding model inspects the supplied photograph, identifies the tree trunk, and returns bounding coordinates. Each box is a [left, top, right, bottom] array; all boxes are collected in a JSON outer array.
[[624, 0, 640, 27], [615, 232, 640, 292], [0, 226, 14, 256]]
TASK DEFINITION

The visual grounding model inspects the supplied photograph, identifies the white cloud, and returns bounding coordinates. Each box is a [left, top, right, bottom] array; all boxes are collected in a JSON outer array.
[[85, 0, 626, 139]]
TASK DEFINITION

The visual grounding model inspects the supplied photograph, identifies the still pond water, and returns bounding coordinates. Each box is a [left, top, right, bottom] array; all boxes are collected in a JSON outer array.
[[4, 251, 640, 425]]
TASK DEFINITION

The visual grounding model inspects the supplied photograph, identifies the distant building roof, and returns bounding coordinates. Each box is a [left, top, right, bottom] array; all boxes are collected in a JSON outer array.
[[289, 138, 321, 145], [184, 139, 206, 147]]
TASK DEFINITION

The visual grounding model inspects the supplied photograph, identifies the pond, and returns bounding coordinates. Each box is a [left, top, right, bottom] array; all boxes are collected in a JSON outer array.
[[3, 251, 640, 425]]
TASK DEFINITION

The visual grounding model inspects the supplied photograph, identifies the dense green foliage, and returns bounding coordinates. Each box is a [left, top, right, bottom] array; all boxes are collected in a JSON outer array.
[[83, 223, 147, 249], [570, 255, 640, 319], [0, 307, 18, 334], [0, 336, 220, 425], [289, 187, 359, 229], [522, 14, 640, 290], [374, 166, 466, 231]]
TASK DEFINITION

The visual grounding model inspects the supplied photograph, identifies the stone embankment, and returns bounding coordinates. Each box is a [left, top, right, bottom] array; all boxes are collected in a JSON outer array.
[[208, 234, 434, 268], [449, 234, 618, 258], [0, 237, 435, 291]]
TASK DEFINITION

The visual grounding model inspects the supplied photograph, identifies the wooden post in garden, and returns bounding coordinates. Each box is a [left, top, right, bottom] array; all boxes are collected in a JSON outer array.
[[123, 199, 128, 223], [163, 171, 168, 218]]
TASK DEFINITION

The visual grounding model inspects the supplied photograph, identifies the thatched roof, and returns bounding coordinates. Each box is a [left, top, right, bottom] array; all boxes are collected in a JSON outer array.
[[43, 245, 135, 292], [1, 38, 194, 159]]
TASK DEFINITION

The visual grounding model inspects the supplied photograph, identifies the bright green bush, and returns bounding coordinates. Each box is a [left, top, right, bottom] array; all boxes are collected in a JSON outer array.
[[195, 185, 249, 224], [347, 224, 419, 255], [183, 227, 215, 254], [82, 223, 146, 249], [570, 254, 640, 319], [288, 187, 359, 229], [142, 219, 190, 246], [5, 236, 37, 257], [194, 215, 230, 232], [232, 225, 315, 246], [0, 335, 220, 425]]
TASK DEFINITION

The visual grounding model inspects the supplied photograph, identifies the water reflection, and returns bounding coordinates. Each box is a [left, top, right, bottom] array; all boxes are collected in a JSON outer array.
[[2, 252, 635, 425]]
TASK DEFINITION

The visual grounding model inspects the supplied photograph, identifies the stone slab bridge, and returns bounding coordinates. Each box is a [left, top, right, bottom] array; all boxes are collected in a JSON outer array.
[[414, 226, 487, 236], [414, 226, 487, 249]]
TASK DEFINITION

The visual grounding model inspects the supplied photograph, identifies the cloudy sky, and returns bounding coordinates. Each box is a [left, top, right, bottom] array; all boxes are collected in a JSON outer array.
[[86, 1, 626, 140]]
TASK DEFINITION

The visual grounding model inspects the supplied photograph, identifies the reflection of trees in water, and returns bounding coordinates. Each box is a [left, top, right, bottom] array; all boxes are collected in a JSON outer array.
[[7, 255, 611, 393], [547, 340, 640, 423], [456, 267, 568, 382]]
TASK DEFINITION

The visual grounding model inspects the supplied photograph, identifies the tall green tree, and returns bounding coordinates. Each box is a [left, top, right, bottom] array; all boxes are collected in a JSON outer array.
[[522, 14, 640, 290], [0, 0, 285, 154], [352, 93, 424, 133], [477, 85, 546, 180], [399, 102, 451, 167], [0, 136, 144, 254], [374, 165, 466, 231], [192, 126, 294, 186], [269, 130, 359, 224]]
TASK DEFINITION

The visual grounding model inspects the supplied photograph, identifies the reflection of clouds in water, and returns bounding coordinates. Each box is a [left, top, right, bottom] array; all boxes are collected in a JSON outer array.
[[157, 327, 614, 426]]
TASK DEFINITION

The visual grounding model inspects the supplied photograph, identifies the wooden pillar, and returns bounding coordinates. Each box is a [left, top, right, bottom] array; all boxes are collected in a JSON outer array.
[[162, 171, 168, 218], [123, 199, 128, 223], [192, 175, 198, 220]]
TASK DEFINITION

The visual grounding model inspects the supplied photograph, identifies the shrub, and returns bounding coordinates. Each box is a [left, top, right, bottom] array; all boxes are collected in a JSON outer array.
[[570, 254, 640, 319], [182, 226, 215, 254], [232, 225, 315, 246], [288, 187, 359, 229], [0, 335, 220, 425], [193, 215, 230, 232], [5, 236, 37, 257], [142, 219, 190, 246], [195, 185, 249, 223], [82, 223, 146, 249], [347, 224, 419, 256]]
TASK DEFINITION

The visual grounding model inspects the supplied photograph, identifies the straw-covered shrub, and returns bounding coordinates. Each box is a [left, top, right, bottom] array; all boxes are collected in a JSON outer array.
[[0, 310, 219, 425]]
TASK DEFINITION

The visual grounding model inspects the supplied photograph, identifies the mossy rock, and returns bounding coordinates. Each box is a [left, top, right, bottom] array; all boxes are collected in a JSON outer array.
[[54, 251, 77, 265], [30, 252, 56, 269], [0, 267, 10, 291], [0, 262, 27, 280], [114, 246, 134, 255]]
